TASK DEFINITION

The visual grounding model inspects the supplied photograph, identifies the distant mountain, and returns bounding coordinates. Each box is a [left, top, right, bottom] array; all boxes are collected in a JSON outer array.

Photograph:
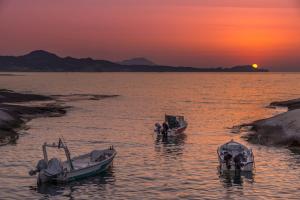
[[0, 50, 269, 72], [0, 50, 121, 72], [119, 57, 156, 66]]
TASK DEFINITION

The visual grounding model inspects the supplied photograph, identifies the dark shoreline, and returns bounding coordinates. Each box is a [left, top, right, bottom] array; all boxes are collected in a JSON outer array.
[[0, 89, 67, 145], [0, 89, 119, 146]]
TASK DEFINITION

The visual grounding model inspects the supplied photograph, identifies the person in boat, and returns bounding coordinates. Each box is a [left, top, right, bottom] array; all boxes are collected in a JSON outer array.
[[162, 122, 169, 138], [155, 123, 162, 134], [223, 152, 232, 170], [175, 120, 180, 128], [233, 153, 244, 170]]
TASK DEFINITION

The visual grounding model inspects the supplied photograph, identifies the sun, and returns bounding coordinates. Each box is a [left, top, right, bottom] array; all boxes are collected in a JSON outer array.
[[252, 64, 258, 69]]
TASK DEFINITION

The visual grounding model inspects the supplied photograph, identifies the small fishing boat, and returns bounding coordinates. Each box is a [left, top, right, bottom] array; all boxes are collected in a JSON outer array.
[[29, 138, 116, 184], [217, 140, 254, 172], [154, 115, 188, 136]]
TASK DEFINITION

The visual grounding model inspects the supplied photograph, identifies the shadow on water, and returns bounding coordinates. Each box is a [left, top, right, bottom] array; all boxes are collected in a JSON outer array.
[[154, 133, 187, 156], [288, 146, 300, 155], [155, 133, 187, 145], [29, 169, 116, 198], [218, 170, 254, 188]]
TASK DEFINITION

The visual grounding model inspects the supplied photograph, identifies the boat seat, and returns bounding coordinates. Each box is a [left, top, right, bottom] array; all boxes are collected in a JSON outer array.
[[73, 162, 89, 170], [90, 150, 110, 162]]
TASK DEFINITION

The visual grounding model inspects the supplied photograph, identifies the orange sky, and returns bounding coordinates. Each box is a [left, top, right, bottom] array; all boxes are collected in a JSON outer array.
[[0, 0, 299, 70]]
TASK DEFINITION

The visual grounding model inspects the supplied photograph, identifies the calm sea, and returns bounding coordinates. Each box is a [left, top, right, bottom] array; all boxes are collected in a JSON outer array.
[[1, 72, 300, 199]]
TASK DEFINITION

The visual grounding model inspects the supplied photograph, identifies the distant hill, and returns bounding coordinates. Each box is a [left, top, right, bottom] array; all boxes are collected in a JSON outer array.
[[0, 50, 269, 72], [119, 57, 156, 66]]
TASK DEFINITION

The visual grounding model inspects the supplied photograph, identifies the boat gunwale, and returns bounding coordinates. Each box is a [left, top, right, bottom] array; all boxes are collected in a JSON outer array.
[[55, 150, 117, 182], [66, 150, 117, 172]]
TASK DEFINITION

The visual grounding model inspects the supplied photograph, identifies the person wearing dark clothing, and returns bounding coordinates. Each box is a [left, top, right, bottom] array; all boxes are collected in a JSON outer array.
[[233, 153, 244, 170], [162, 122, 169, 138], [224, 152, 233, 170], [175, 120, 179, 128]]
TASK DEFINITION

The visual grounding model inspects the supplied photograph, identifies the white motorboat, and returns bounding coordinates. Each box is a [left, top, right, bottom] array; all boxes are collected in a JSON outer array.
[[217, 140, 254, 171], [154, 115, 188, 136], [29, 138, 116, 184]]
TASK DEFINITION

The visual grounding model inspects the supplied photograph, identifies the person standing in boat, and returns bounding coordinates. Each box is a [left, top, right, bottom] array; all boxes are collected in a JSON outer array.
[[162, 122, 169, 138], [175, 119, 180, 128], [224, 152, 232, 170]]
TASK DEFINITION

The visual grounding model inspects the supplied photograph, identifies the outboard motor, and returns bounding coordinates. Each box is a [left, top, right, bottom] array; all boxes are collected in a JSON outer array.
[[29, 159, 48, 176], [30, 158, 63, 185], [37, 158, 63, 185], [43, 158, 63, 177]]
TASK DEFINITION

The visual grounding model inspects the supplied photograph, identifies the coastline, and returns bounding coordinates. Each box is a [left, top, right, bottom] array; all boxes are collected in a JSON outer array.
[[0, 89, 119, 146], [0, 89, 66, 145]]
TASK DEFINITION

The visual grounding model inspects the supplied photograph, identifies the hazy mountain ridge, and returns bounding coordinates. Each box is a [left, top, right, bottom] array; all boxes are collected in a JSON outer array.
[[0, 50, 269, 72]]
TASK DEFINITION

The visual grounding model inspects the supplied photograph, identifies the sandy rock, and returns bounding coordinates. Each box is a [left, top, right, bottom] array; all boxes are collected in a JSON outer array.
[[245, 108, 300, 146]]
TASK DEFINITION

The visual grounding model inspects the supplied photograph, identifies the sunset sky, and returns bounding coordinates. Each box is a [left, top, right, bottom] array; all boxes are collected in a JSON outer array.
[[0, 0, 299, 71]]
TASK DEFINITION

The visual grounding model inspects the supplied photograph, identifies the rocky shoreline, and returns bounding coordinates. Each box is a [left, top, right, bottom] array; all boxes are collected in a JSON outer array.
[[241, 98, 300, 146], [0, 89, 118, 146]]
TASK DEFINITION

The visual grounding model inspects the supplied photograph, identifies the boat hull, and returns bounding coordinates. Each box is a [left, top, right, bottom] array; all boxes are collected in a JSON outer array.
[[167, 124, 187, 136], [174, 126, 187, 134], [61, 153, 115, 182], [155, 124, 187, 136], [38, 150, 116, 184]]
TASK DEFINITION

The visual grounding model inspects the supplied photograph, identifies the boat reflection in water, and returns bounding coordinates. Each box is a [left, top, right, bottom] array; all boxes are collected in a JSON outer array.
[[155, 133, 187, 145], [30, 170, 116, 197], [154, 133, 187, 156], [218, 169, 254, 188]]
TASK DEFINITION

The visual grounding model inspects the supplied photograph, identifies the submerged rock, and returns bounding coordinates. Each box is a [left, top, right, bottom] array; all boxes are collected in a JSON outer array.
[[0, 109, 23, 130], [0, 108, 23, 145], [0, 89, 52, 103], [51, 94, 119, 102]]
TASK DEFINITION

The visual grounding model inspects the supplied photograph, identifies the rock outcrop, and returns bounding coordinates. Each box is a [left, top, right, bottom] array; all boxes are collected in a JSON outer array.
[[243, 98, 300, 146]]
